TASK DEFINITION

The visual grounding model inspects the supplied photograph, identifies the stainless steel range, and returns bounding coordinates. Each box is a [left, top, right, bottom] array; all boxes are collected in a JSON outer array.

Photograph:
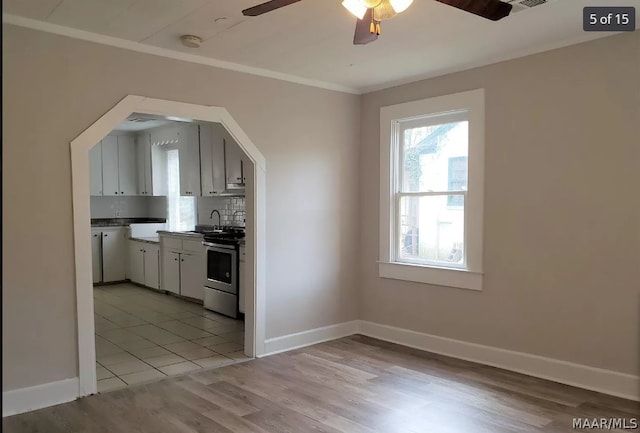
[[202, 229, 245, 318]]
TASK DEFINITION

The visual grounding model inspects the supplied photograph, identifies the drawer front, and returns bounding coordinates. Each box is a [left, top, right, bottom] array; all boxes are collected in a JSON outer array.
[[183, 239, 204, 253], [163, 237, 182, 250]]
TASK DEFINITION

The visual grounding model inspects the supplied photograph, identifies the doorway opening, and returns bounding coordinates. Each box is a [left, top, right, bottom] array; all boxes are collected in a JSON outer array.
[[71, 95, 266, 396]]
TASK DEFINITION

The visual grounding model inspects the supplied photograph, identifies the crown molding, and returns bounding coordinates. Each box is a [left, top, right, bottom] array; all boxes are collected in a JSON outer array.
[[2, 14, 361, 95]]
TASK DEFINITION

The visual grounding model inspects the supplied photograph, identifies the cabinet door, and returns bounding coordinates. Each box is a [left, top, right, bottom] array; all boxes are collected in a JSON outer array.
[[89, 143, 103, 196], [151, 144, 167, 196], [101, 136, 119, 196], [102, 228, 126, 282], [178, 124, 201, 196], [180, 253, 204, 301], [144, 244, 160, 290], [162, 251, 181, 294], [127, 240, 144, 284], [136, 134, 148, 195], [200, 124, 226, 196], [225, 138, 244, 185], [91, 231, 102, 283], [117, 135, 137, 196]]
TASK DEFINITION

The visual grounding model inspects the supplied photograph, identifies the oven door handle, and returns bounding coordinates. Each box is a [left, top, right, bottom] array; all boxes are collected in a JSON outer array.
[[204, 243, 237, 251]]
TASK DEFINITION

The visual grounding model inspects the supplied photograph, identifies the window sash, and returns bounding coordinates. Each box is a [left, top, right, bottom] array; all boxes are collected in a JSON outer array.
[[393, 191, 467, 268], [396, 116, 469, 196]]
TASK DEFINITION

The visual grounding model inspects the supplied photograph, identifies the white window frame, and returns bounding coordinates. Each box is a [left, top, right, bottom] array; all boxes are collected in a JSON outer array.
[[379, 89, 485, 291]]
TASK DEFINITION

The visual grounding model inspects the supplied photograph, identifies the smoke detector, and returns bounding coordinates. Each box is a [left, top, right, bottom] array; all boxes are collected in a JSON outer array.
[[180, 35, 202, 48]]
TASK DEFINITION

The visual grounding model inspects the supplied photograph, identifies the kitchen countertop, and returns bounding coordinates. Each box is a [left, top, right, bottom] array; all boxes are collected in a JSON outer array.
[[157, 231, 204, 238], [130, 236, 160, 244]]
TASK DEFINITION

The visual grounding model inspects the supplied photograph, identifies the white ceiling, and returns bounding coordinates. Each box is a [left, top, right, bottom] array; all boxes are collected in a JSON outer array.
[[3, 0, 638, 92]]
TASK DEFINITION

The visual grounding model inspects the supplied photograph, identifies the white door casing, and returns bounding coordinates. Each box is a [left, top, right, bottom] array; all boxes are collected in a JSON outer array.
[[71, 95, 267, 397]]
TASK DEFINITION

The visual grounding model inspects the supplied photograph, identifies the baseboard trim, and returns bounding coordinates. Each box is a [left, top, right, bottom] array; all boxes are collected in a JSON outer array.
[[262, 320, 359, 357], [358, 320, 640, 402], [2, 377, 79, 417]]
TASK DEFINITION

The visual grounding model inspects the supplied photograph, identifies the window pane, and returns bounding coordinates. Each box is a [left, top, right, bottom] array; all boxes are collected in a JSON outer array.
[[401, 121, 468, 193], [166, 149, 196, 232], [398, 195, 464, 265]]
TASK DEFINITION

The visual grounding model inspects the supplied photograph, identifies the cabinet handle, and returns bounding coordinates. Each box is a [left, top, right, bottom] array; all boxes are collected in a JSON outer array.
[[104, 234, 108, 237], [115, 192, 118, 194], [174, 258, 178, 261], [121, 191, 124, 194]]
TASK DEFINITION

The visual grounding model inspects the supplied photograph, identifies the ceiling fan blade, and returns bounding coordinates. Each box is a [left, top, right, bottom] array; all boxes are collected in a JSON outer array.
[[435, 0, 512, 21], [242, 0, 302, 16], [354, 9, 378, 45]]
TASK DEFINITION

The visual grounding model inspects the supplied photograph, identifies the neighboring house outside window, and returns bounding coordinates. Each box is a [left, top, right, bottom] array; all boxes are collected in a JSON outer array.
[[166, 148, 196, 232], [379, 89, 485, 290]]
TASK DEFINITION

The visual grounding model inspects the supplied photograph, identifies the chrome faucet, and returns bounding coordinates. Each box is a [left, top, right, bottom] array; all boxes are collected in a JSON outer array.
[[209, 209, 221, 228]]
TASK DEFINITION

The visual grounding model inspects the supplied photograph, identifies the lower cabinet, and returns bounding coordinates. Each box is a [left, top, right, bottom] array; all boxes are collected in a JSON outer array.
[[91, 227, 126, 284], [91, 232, 102, 284], [162, 251, 181, 295], [160, 235, 205, 301], [180, 252, 205, 300], [127, 240, 160, 289]]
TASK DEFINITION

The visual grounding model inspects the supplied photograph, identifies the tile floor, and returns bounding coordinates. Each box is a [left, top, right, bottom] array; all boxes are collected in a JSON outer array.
[[94, 283, 248, 392]]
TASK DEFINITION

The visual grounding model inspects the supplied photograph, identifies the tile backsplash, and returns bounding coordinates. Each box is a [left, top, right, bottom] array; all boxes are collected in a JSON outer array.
[[90, 196, 167, 219], [197, 196, 246, 227]]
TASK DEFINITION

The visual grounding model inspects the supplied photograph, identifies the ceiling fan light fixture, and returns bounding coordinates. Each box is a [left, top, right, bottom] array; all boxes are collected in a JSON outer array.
[[342, 0, 367, 19], [389, 0, 413, 13], [373, 0, 397, 20]]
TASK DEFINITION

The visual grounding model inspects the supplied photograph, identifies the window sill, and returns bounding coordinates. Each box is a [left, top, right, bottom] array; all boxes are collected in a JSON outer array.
[[378, 261, 483, 291]]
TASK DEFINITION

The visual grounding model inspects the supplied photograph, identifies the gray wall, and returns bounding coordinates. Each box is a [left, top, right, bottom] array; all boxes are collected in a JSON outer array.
[[2, 24, 360, 391], [359, 32, 640, 376]]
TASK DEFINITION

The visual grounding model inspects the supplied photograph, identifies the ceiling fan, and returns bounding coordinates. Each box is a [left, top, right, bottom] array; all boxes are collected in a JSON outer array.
[[242, 0, 513, 45]]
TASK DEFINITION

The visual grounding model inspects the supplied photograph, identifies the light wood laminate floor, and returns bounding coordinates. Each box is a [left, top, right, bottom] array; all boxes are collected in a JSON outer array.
[[4, 335, 638, 432]]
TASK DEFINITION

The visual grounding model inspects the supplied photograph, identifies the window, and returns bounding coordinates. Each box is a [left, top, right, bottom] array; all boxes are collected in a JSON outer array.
[[379, 89, 485, 290], [166, 149, 196, 231]]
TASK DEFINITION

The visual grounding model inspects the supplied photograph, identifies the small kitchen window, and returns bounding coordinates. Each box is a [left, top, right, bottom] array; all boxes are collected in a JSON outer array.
[[379, 89, 485, 290], [166, 148, 196, 231]]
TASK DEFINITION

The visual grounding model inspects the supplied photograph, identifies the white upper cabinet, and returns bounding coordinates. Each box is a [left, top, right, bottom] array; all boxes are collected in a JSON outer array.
[[99, 134, 138, 196], [89, 143, 103, 196], [225, 138, 245, 186], [200, 123, 226, 197], [101, 136, 119, 196], [178, 124, 201, 197], [136, 133, 151, 196], [117, 135, 137, 196], [136, 133, 165, 196]]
